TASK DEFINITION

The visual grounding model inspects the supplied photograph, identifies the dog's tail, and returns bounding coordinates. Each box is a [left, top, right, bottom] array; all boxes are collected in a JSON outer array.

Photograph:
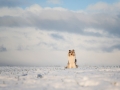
[[75, 59, 78, 68], [75, 59, 77, 63]]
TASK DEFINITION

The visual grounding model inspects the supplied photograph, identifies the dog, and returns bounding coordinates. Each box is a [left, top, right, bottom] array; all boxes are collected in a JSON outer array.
[[65, 49, 78, 69]]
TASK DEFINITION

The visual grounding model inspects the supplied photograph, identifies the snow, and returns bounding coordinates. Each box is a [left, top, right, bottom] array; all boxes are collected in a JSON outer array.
[[0, 66, 120, 90]]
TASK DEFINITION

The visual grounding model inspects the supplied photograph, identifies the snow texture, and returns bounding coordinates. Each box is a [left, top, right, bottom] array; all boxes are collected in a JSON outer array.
[[0, 66, 120, 90]]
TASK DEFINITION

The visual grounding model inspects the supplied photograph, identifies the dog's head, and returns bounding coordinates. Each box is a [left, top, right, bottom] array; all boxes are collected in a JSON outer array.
[[68, 49, 75, 56]]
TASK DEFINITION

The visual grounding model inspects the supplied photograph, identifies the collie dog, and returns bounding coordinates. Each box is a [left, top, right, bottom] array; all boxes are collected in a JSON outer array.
[[65, 49, 78, 69]]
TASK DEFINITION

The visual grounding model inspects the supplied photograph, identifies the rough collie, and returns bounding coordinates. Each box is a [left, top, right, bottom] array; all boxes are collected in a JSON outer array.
[[65, 49, 78, 69]]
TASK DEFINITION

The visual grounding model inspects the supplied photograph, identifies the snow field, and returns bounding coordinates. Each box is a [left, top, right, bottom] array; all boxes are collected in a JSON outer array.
[[0, 66, 120, 90]]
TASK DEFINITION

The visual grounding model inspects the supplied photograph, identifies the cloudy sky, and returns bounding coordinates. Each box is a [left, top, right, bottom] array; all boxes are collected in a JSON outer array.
[[0, 0, 120, 66]]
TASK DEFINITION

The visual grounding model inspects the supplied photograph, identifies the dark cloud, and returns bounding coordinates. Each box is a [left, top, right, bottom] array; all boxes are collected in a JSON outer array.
[[102, 44, 120, 52], [17, 45, 29, 51], [37, 41, 63, 50], [0, 15, 107, 37], [51, 33, 64, 40], [0, 45, 7, 52], [91, 13, 120, 37], [0, 7, 120, 37]]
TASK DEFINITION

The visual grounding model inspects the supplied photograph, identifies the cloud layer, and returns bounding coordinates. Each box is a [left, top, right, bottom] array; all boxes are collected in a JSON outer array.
[[0, 2, 120, 66], [0, 3, 120, 37]]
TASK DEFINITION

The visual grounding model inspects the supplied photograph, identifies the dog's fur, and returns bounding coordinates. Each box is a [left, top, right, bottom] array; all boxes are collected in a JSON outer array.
[[65, 49, 78, 69]]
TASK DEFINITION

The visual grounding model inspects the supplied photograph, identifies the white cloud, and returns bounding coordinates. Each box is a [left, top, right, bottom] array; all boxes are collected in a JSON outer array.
[[87, 2, 120, 13], [26, 4, 42, 14], [45, 7, 67, 11], [84, 28, 107, 35], [47, 0, 61, 4], [87, 2, 109, 11]]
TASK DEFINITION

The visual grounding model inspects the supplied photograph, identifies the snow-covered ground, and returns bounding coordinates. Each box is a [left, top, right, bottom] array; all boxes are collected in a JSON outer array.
[[0, 66, 120, 90]]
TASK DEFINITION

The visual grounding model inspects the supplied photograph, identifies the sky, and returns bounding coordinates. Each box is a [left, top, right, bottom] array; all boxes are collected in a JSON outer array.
[[0, 0, 120, 66]]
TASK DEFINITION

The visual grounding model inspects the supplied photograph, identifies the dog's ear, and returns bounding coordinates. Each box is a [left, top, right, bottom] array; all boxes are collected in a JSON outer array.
[[72, 49, 75, 53], [69, 50, 71, 52], [72, 49, 75, 56], [72, 49, 74, 51], [68, 50, 71, 56]]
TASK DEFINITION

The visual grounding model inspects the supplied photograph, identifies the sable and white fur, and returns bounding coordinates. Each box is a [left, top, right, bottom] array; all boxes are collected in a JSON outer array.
[[65, 50, 78, 69]]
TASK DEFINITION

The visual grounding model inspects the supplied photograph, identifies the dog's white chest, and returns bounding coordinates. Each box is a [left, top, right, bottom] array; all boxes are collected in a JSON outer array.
[[68, 56, 75, 63]]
